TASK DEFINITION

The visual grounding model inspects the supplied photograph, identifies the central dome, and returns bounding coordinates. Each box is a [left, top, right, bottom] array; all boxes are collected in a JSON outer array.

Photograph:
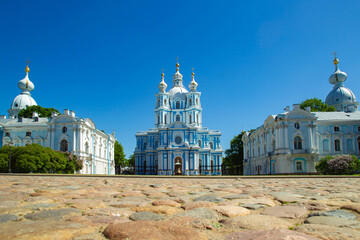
[[325, 86, 356, 106], [168, 86, 188, 100], [11, 93, 37, 110]]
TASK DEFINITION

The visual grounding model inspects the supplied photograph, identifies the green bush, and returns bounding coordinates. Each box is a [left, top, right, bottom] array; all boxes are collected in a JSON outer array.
[[316, 155, 360, 175], [0, 144, 83, 173]]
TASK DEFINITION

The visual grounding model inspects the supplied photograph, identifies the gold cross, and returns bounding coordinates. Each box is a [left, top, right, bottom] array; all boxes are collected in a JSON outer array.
[[191, 68, 195, 72], [161, 68, 164, 73], [25, 59, 31, 65], [176, 57, 180, 63], [333, 50, 337, 58]]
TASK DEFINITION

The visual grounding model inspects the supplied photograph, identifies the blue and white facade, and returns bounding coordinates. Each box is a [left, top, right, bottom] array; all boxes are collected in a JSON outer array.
[[135, 63, 223, 175], [242, 57, 360, 175], [0, 65, 116, 175]]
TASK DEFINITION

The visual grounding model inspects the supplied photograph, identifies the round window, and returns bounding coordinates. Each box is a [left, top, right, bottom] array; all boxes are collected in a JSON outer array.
[[62, 126, 67, 133], [14, 103, 18, 107], [294, 122, 300, 129], [175, 136, 182, 144]]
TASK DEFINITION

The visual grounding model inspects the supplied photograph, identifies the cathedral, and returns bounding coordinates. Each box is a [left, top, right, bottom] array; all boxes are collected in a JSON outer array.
[[0, 65, 116, 175], [134, 63, 223, 175], [242, 57, 360, 175]]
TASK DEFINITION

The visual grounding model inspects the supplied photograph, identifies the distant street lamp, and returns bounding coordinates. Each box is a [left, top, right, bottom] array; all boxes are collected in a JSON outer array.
[[8, 142, 13, 173]]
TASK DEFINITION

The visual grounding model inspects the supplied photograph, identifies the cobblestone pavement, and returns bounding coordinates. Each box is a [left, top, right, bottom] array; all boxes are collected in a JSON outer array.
[[0, 175, 360, 239]]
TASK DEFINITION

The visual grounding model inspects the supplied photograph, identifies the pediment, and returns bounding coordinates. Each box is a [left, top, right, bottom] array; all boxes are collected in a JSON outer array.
[[285, 109, 317, 120], [51, 115, 76, 124]]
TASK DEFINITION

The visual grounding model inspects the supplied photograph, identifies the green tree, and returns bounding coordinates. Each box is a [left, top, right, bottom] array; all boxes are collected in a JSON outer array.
[[114, 141, 126, 174], [18, 105, 60, 118], [300, 98, 336, 112], [223, 131, 245, 175]]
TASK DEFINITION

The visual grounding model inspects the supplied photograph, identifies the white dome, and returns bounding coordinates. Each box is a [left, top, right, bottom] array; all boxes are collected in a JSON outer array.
[[11, 93, 37, 110], [168, 86, 188, 100]]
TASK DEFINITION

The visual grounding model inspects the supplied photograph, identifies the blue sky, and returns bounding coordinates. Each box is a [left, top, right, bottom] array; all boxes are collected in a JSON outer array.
[[1, 0, 360, 157]]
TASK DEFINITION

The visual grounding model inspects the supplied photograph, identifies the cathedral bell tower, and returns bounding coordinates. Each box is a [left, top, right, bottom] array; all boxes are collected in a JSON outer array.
[[185, 70, 202, 127], [155, 72, 170, 127]]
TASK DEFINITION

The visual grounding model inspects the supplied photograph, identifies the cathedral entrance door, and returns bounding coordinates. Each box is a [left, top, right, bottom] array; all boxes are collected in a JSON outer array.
[[174, 157, 182, 175]]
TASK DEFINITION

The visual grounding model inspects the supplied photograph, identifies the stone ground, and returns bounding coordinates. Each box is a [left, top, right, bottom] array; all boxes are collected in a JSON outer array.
[[0, 175, 360, 240]]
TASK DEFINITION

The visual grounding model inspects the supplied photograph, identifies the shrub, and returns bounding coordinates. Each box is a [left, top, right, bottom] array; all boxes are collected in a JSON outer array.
[[316, 155, 360, 175], [0, 144, 83, 173]]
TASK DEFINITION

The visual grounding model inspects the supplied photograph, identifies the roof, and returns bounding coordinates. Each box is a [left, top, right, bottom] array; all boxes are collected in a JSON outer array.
[[313, 111, 360, 122], [0, 117, 50, 127]]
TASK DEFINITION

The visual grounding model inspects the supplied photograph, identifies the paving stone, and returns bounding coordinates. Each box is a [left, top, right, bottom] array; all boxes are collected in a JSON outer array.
[[225, 229, 320, 240], [241, 204, 266, 210], [103, 220, 207, 240], [261, 206, 308, 219], [212, 206, 251, 217], [305, 216, 360, 228], [129, 211, 165, 221], [309, 209, 356, 220], [0, 220, 96, 240], [341, 204, 360, 214], [0, 214, 18, 223], [23, 203, 59, 211], [177, 207, 219, 220], [131, 206, 182, 215], [297, 223, 360, 240], [182, 201, 215, 210], [24, 208, 80, 221], [224, 194, 249, 200], [237, 198, 277, 207], [193, 194, 225, 202], [271, 192, 305, 203], [152, 199, 181, 207], [220, 214, 293, 230]]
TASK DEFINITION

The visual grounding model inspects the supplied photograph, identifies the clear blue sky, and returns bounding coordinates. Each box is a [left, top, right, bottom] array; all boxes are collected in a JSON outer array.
[[1, 1, 360, 157]]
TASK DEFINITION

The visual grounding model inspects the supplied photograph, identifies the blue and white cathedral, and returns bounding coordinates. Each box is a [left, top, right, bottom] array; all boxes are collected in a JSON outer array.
[[135, 63, 223, 175]]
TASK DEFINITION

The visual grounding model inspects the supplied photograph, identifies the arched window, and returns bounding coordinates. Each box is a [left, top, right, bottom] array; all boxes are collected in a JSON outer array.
[[198, 140, 202, 147], [85, 142, 89, 154], [155, 140, 159, 148], [157, 115, 160, 124], [62, 126, 67, 133], [196, 114, 199, 123], [99, 147, 102, 158], [189, 114, 192, 123], [157, 99, 160, 107], [209, 142, 214, 150], [176, 101, 180, 109], [164, 99, 167, 106], [196, 98, 198, 106], [144, 143, 147, 150], [296, 161, 303, 171], [176, 114, 180, 122], [60, 139, 68, 152], [294, 122, 300, 129], [164, 114, 167, 124], [189, 98, 192, 106], [335, 139, 341, 151], [272, 140, 275, 151], [294, 136, 302, 149]]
